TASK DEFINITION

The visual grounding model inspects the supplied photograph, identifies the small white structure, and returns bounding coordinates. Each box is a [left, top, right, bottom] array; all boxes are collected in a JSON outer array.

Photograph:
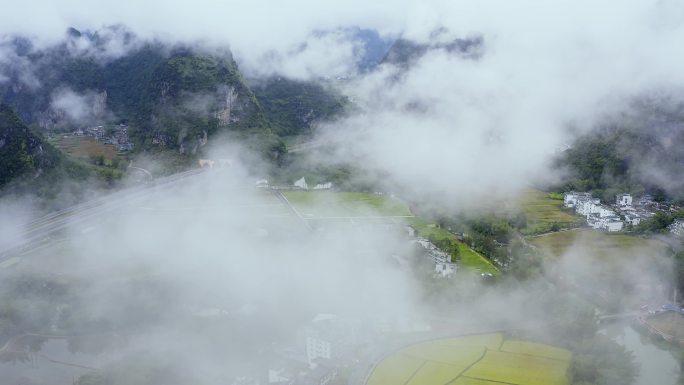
[[306, 335, 332, 362], [616, 193, 633, 207], [604, 218, 624, 232], [313, 182, 333, 190], [198, 159, 215, 168], [255, 179, 269, 188], [435, 263, 456, 278], [588, 214, 623, 232], [624, 213, 641, 226], [564, 191, 592, 208], [294, 177, 308, 190]]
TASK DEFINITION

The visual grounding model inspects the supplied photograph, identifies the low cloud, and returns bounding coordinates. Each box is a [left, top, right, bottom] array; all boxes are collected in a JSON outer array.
[[50, 87, 109, 125]]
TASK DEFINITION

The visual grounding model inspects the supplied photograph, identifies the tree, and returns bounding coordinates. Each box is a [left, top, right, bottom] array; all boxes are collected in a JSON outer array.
[[636, 212, 674, 233]]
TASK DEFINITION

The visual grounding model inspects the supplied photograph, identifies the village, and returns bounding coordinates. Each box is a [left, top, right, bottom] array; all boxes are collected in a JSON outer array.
[[563, 191, 684, 235], [68, 123, 134, 152]]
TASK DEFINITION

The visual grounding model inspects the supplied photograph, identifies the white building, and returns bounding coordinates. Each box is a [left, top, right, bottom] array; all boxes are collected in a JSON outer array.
[[564, 192, 592, 209], [416, 238, 451, 264], [624, 213, 641, 226], [300, 314, 363, 366], [435, 262, 456, 278], [313, 182, 333, 190], [567, 191, 625, 231], [306, 336, 332, 362], [603, 217, 624, 232], [616, 193, 633, 207], [588, 214, 623, 232], [294, 177, 308, 189]]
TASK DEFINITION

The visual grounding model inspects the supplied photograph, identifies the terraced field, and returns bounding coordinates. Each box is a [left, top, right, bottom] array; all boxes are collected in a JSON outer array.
[[52, 135, 120, 161], [517, 190, 583, 234], [366, 333, 571, 385]]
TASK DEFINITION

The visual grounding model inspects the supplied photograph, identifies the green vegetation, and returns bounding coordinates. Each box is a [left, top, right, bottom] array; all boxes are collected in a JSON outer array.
[[554, 100, 684, 202], [531, 229, 672, 312], [252, 77, 348, 137], [0, 104, 62, 187], [135, 51, 280, 159], [51, 135, 121, 161], [0, 105, 125, 204], [283, 191, 412, 217], [635, 210, 684, 234], [529, 229, 671, 259], [0, 34, 284, 164], [281, 191, 498, 274], [518, 189, 583, 234], [408, 218, 499, 275], [366, 333, 571, 385]]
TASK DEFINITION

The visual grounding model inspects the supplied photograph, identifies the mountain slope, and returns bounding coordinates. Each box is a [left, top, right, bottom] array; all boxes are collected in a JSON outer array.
[[555, 97, 684, 201], [252, 77, 348, 137], [0, 28, 281, 161], [380, 34, 483, 69], [0, 104, 112, 204], [0, 104, 62, 187]]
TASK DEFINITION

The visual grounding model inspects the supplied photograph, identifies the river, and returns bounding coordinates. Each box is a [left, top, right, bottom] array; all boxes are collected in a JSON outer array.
[[601, 322, 680, 385]]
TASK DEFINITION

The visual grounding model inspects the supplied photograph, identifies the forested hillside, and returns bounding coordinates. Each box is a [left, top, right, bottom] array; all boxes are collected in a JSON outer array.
[[0, 27, 348, 168], [251, 77, 348, 137], [0, 104, 112, 203], [555, 98, 684, 202]]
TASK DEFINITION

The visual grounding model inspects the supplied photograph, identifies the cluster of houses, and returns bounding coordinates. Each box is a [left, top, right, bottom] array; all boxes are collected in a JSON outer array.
[[563, 192, 656, 232], [415, 237, 457, 277], [73, 123, 133, 151], [406, 226, 457, 278], [257, 178, 334, 191], [293, 177, 334, 191], [260, 312, 431, 385]]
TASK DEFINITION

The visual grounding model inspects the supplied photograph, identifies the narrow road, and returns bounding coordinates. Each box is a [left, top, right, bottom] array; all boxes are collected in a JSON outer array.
[[272, 190, 313, 231], [0, 169, 207, 262]]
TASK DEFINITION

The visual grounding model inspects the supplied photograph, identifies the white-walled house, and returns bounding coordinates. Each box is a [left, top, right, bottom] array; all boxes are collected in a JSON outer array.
[[624, 213, 641, 226], [588, 214, 624, 232], [603, 218, 624, 232], [435, 262, 456, 278], [564, 192, 592, 208], [575, 199, 602, 216], [566, 191, 625, 231], [616, 193, 633, 207]]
